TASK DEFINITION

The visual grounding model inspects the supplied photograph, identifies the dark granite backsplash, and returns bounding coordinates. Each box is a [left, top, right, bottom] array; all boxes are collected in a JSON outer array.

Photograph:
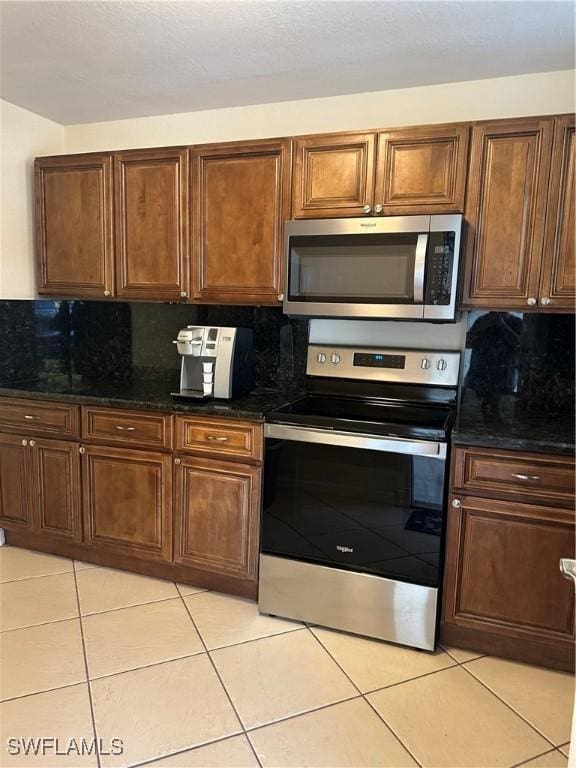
[[0, 300, 309, 392], [461, 310, 574, 417], [455, 310, 575, 454]]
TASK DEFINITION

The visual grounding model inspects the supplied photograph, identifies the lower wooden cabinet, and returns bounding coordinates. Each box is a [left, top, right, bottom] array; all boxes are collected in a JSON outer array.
[[174, 455, 261, 582], [442, 446, 575, 671], [34, 438, 82, 542], [0, 401, 264, 598], [0, 433, 81, 541], [0, 433, 33, 531], [82, 444, 172, 562]]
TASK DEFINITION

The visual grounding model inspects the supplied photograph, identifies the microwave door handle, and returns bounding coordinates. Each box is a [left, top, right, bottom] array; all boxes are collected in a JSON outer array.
[[413, 233, 428, 304]]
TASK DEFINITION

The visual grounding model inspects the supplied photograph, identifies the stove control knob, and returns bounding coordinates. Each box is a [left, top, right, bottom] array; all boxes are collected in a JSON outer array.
[[317, 353, 327, 364], [437, 358, 448, 371], [331, 353, 341, 365], [421, 358, 431, 370]]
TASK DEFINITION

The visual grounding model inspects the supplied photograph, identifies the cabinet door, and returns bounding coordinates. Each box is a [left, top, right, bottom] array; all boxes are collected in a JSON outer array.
[[174, 455, 261, 581], [443, 494, 575, 650], [540, 115, 575, 310], [462, 118, 554, 309], [375, 124, 469, 214], [292, 132, 376, 218], [0, 433, 32, 531], [35, 154, 114, 298], [82, 445, 172, 561], [192, 140, 291, 304], [33, 439, 82, 542], [115, 148, 189, 300]]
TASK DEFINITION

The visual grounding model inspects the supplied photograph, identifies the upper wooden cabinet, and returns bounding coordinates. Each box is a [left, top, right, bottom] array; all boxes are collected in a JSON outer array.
[[540, 115, 575, 310], [292, 124, 468, 218], [191, 139, 291, 304], [462, 117, 555, 309], [114, 148, 189, 300], [35, 153, 114, 298], [292, 133, 376, 218], [375, 124, 469, 214]]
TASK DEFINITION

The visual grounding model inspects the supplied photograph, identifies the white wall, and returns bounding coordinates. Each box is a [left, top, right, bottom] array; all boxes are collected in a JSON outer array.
[[65, 69, 575, 152], [0, 99, 64, 298]]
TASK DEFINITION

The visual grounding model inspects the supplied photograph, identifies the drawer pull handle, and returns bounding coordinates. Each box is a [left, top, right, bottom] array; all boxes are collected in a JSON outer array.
[[115, 425, 136, 431], [512, 473, 541, 481], [206, 435, 229, 442], [24, 415, 40, 420]]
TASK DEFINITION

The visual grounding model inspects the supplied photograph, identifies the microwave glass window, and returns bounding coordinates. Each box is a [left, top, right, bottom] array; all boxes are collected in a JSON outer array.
[[288, 233, 421, 303]]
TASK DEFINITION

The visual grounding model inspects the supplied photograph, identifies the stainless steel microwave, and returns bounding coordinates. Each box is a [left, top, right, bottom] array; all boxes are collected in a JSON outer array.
[[283, 214, 462, 321]]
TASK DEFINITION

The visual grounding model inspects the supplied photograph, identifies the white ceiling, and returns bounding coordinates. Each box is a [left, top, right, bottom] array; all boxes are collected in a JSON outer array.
[[1, 0, 574, 125]]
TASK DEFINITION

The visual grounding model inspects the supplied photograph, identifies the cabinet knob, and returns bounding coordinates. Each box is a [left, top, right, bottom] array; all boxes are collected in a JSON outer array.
[[180, 291, 188, 298], [79, 446, 86, 454], [541, 297, 551, 306], [374, 203, 383, 214], [452, 498, 462, 508], [174, 457, 181, 465], [21, 439, 28, 446], [278, 294, 284, 301], [363, 204, 372, 214], [527, 297, 537, 306], [104, 290, 111, 297], [29, 440, 36, 447]]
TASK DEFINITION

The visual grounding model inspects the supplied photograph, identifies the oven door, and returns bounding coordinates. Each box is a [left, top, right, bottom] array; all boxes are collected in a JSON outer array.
[[283, 216, 429, 319], [262, 424, 448, 589]]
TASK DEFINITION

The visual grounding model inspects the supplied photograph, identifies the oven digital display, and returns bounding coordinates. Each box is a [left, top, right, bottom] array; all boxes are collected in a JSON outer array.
[[353, 353, 406, 369]]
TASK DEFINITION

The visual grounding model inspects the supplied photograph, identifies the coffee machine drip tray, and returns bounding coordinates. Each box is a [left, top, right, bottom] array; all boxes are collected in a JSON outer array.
[[171, 388, 211, 401]]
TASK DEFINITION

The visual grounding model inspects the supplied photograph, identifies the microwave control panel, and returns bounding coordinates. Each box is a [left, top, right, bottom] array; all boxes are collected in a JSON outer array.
[[425, 232, 455, 306]]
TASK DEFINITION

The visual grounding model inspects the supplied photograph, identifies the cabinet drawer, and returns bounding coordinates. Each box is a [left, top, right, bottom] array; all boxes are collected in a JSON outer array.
[[0, 398, 79, 438], [453, 445, 575, 507], [175, 416, 263, 463], [82, 407, 173, 450]]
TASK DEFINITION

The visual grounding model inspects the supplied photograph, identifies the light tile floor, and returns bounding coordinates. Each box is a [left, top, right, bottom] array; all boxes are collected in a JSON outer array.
[[0, 545, 573, 768]]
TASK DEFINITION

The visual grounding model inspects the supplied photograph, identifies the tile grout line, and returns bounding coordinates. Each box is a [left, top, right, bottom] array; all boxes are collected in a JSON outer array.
[[511, 746, 565, 768], [72, 560, 102, 768], [459, 662, 558, 749], [307, 627, 424, 768], [0, 594, 186, 634], [2, 617, 307, 702], [129, 732, 256, 768], [177, 589, 263, 768], [244, 693, 362, 735], [1, 569, 74, 584], [1, 679, 90, 705]]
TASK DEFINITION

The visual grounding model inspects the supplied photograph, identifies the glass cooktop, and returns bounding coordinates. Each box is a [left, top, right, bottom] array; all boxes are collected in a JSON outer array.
[[268, 394, 454, 442]]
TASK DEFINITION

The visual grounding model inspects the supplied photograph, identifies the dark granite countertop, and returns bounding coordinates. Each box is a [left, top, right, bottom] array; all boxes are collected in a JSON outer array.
[[453, 396, 575, 457], [0, 379, 304, 422]]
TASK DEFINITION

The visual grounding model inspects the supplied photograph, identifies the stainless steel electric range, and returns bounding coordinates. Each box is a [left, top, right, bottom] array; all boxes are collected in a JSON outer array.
[[259, 343, 460, 651]]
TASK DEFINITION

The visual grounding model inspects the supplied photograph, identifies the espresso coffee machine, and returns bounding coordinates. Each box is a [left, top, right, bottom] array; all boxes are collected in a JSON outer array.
[[172, 326, 254, 400]]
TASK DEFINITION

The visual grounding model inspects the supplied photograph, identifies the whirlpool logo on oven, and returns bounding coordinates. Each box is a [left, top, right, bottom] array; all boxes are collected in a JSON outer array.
[[336, 545, 354, 553]]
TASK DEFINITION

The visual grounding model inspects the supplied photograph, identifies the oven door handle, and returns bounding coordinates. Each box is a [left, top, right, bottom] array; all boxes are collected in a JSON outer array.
[[265, 423, 447, 459], [413, 233, 428, 304]]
